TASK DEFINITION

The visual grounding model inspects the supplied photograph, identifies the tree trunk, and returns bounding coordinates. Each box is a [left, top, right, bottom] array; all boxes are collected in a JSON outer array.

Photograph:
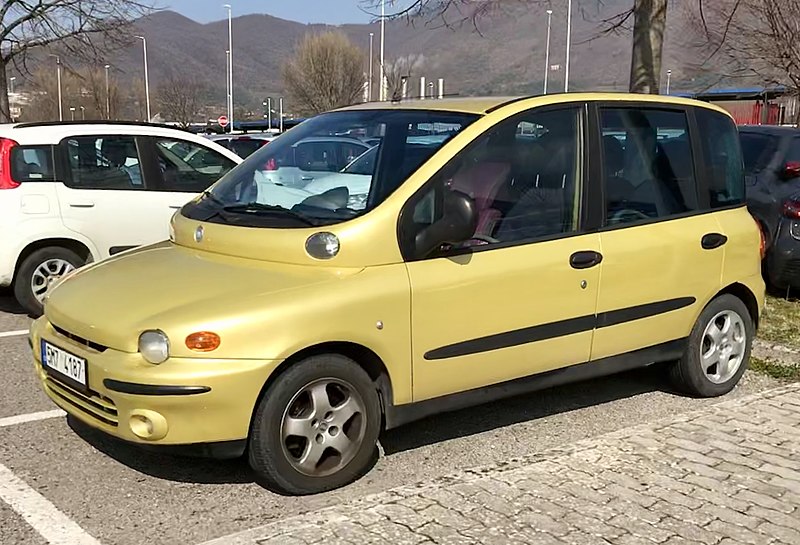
[[0, 61, 11, 123], [629, 0, 668, 94]]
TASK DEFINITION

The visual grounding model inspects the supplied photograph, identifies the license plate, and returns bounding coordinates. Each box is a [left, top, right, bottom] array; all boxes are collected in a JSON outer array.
[[41, 340, 87, 388]]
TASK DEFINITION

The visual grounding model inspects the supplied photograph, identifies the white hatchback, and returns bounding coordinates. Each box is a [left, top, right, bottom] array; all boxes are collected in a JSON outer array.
[[0, 121, 242, 316]]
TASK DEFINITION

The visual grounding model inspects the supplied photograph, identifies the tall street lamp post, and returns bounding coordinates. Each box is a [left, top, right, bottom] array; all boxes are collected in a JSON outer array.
[[543, 9, 553, 94], [134, 36, 151, 121]]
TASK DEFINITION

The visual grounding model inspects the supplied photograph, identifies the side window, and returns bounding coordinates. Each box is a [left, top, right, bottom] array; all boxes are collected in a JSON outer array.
[[695, 108, 744, 208], [62, 136, 143, 190], [10, 146, 56, 182], [739, 133, 777, 177], [600, 108, 698, 225], [154, 139, 237, 193], [403, 107, 582, 255]]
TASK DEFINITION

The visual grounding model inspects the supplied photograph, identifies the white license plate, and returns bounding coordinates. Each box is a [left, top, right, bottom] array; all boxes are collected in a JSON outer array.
[[41, 340, 87, 388]]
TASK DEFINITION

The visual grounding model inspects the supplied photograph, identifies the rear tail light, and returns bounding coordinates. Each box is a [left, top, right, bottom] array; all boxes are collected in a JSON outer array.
[[265, 157, 277, 171], [782, 197, 800, 219], [752, 214, 767, 259], [0, 138, 20, 190]]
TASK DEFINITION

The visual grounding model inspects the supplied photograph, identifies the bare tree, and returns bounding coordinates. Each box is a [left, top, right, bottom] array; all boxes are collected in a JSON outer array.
[[0, 0, 153, 122], [156, 74, 207, 127], [283, 32, 366, 115], [698, 0, 800, 107]]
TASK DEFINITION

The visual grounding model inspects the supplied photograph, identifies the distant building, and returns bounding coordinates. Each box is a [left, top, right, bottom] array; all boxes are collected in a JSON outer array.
[[674, 87, 796, 126]]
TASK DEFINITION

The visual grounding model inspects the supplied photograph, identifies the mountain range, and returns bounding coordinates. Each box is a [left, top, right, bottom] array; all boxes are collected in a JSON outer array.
[[31, 2, 736, 117]]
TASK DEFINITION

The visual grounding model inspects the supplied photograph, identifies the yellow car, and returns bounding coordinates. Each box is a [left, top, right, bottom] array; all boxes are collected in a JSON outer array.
[[31, 93, 765, 495]]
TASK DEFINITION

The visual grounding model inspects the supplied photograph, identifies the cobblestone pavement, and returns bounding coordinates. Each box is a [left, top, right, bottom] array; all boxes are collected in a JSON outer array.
[[204, 384, 800, 545]]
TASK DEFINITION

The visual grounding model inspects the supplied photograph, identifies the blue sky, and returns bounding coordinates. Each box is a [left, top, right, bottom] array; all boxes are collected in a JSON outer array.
[[163, 1, 410, 24]]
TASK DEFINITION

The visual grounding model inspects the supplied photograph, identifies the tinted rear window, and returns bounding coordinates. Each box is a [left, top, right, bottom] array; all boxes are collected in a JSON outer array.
[[695, 109, 745, 208], [230, 139, 266, 158], [739, 132, 777, 174], [11, 146, 56, 182]]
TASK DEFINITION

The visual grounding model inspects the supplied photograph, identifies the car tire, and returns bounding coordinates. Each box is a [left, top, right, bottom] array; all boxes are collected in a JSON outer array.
[[669, 294, 753, 398], [13, 247, 83, 318], [248, 354, 381, 495]]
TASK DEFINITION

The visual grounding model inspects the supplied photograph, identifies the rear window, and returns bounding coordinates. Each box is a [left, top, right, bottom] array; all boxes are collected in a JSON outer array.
[[739, 132, 777, 174], [11, 146, 56, 182], [230, 138, 266, 158], [695, 109, 745, 208]]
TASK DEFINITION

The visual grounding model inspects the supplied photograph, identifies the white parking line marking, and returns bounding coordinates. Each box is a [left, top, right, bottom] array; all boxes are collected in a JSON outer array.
[[0, 410, 65, 428], [0, 463, 103, 545], [0, 329, 29, 338]]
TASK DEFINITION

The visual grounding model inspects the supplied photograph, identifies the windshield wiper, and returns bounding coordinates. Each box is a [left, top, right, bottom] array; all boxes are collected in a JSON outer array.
[[222, 202, 318, 226]]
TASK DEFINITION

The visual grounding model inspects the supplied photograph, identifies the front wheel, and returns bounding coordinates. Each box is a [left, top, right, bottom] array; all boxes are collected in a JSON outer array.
[[670, 294, 753, 397], [248, 354, 381, 495]]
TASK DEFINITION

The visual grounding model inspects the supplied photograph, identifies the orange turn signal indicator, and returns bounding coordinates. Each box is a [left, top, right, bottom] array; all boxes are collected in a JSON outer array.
[[185, 331, 221, 352]]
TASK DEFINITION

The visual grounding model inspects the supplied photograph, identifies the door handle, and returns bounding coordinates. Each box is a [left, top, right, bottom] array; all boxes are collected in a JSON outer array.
[[68, 202, 95, 208], [701, 233, 728, 250], [300, 176, 314, 181], [570, 250, 603, 269], [168, 205, 183, 209]]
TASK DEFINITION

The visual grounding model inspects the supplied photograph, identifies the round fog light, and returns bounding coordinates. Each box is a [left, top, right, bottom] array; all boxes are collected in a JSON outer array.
[[139, 330, 170, 364], [129, 410, 168, 441]]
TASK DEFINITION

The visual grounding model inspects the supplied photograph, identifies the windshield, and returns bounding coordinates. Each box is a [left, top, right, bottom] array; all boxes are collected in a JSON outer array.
[[181, 109, 478, 227]]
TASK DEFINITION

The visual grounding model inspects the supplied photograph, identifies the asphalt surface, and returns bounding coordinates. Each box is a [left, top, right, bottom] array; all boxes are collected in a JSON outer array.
[[0, 288, 783, 545]]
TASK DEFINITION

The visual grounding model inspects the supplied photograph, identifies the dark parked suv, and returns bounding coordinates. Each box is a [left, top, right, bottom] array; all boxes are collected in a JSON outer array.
[[739, 125, 800, 289]]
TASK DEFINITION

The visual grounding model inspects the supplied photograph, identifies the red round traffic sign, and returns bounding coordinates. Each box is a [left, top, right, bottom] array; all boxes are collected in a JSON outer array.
[[218, 115, 229, 127]]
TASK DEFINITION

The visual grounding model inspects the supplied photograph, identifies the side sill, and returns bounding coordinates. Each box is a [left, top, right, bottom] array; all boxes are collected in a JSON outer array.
[[383, 338, 687, 430]]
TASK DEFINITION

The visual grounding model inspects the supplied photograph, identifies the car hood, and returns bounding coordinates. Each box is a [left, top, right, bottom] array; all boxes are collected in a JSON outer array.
[[44, 241, 361, 355]]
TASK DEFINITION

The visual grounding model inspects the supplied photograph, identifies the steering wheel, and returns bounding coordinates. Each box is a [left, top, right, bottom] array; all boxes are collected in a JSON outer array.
[[610, 208, 650, 224]]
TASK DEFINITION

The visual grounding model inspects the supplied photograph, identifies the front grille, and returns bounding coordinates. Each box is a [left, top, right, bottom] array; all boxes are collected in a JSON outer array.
[[44, 376, 118, 427], [51, 323, 108, 353]]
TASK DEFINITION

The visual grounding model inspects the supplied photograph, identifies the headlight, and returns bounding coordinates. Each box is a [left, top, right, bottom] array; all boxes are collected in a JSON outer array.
[[138, 330, 170, 364]]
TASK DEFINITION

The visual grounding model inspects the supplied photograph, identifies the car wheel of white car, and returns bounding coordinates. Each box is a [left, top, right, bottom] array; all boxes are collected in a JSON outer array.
[[14, 247, 83, 317]]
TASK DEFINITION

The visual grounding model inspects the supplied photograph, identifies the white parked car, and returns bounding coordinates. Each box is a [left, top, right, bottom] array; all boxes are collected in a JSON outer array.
[[0, 121, 242, 315]]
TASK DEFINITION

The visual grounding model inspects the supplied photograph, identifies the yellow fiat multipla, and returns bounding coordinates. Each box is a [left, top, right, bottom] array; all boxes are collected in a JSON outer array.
[[31, 93, 765, 495]]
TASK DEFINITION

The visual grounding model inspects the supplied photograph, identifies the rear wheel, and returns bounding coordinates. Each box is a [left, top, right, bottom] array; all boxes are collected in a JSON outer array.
[[13, 247, 83, 317], [248, 354, 381, 495], [670, 294, 753, 397]]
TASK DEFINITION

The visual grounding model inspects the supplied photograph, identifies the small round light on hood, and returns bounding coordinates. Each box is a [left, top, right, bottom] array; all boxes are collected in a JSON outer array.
[[305, 232, 340, 260]]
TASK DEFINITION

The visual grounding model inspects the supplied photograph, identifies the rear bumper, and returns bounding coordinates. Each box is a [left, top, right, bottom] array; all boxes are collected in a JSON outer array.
[[31, 317, 282, 449], [766, 220, 800, 288]]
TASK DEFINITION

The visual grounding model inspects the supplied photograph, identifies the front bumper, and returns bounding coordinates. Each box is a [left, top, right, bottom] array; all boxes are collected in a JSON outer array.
[[31, 317, 282, 449]]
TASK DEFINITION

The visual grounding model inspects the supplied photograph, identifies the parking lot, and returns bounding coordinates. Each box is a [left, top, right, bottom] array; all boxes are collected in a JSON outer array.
[[0, 288, 788, 545]]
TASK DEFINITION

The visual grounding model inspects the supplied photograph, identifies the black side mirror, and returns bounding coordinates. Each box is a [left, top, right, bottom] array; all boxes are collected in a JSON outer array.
[[414, 190, 478, 259]]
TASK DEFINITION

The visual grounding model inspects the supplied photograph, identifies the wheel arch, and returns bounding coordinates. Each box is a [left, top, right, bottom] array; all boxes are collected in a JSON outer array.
[[717, 282, 760, 329], [248, 341, 394, 438], [13, 237, 94, 283]]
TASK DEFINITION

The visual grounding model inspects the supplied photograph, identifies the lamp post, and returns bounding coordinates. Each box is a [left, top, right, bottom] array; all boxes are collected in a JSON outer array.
[[134, 36, 151, 121], [104, 64, 111, 119], [279, 97, 284, 132], [544, 9, 553, 94], [565, 0, 572, 92], [368, 32, 374, 101], [666, 69, 672, 95], [49, 55, 63, 121], [8, 76, 15, 95], [80, 106, 85, 120], [379, 0, 387, 101], [224, 4, 234, 132], [70, 107, 75, 121], [267, 97, 272, 129]]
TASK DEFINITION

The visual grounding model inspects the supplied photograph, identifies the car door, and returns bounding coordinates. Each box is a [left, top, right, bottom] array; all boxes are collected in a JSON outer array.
[[589, 104, 725, 362], [55, 134, 169, 258], [403, 105, 603, 401], [145, 136, 239, 215]]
